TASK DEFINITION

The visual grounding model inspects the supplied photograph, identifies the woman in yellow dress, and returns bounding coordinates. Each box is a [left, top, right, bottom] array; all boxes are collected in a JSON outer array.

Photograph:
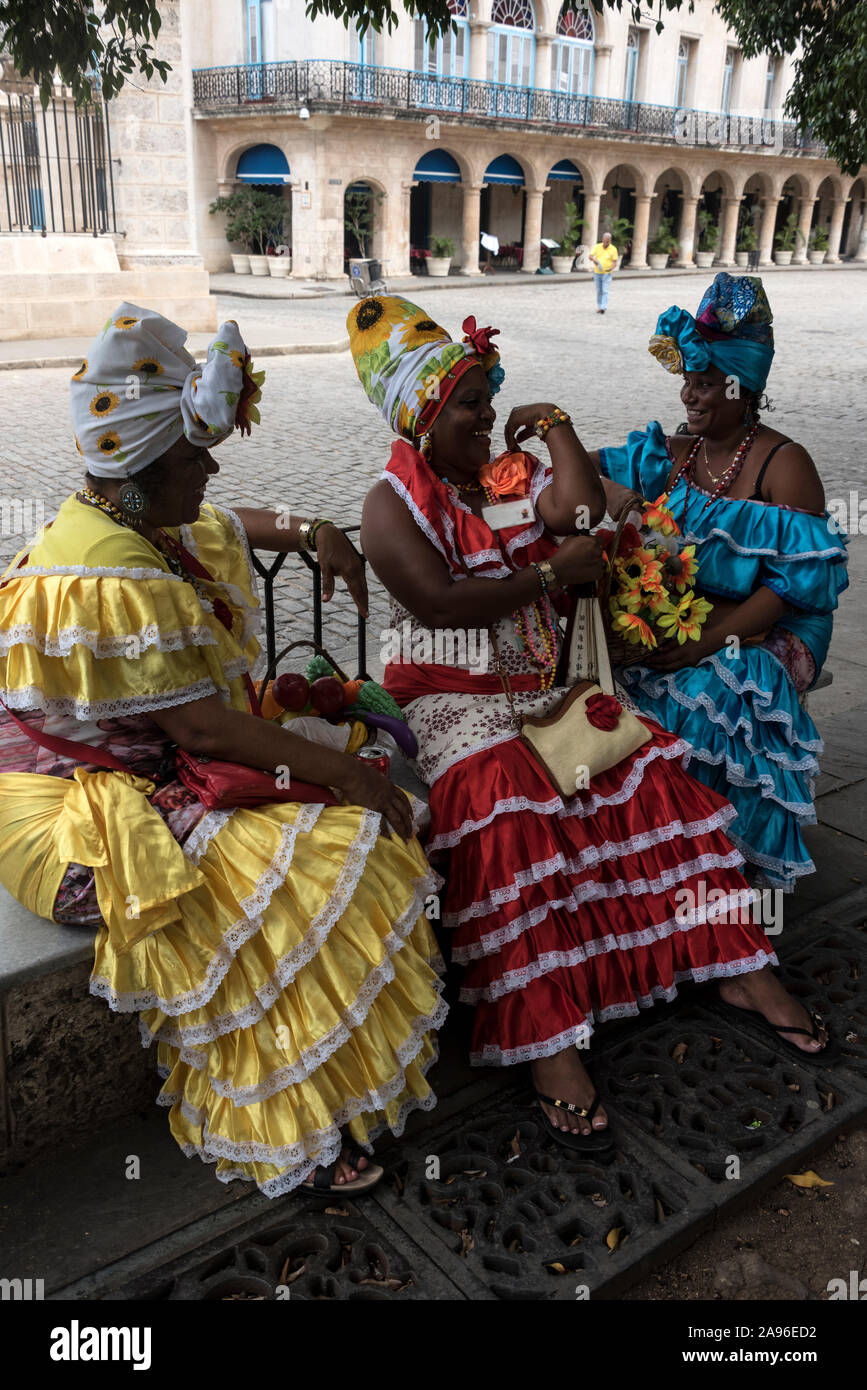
[[0, 303, 446, 1196]]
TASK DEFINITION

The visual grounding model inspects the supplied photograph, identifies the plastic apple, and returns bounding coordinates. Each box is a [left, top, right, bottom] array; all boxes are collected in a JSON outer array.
[[310, 676, 345, 717], [272, 672, 310, 711]]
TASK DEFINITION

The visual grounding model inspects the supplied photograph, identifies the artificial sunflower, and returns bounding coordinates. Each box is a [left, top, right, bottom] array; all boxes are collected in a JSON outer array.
[[89, 389, 120, 418], [114, 315, 139, 331], [611, 610, 658, 648], [96, 430, 122, 456], [664, 543, 699, 593], [235, 360, 265, 437], [132, 357, 164, 378], [643, 493, 681, 537], [656, 591, 714, 644], [71, 359, 88, 381]]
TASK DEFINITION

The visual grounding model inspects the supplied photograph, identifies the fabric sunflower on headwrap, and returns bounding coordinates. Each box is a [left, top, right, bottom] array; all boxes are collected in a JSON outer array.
[[648, 272, 774, 395], [70, 301, 265, 477], [347, 294, 503, 441]]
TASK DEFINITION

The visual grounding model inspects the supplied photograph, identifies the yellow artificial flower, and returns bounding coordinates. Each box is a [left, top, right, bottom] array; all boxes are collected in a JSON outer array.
[[611, 610, 658, 648], [656, 590, 714, 644], [648, 333, 684, 375], [89, 389, 120, 418], [643, 493, 681, 537], [664, 543, 699, 593]]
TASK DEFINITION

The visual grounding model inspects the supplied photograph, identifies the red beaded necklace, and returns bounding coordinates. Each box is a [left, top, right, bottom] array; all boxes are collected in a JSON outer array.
[[675, 421, 760, 527]]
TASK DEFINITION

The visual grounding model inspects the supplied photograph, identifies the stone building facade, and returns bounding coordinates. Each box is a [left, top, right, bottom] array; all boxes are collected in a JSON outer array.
[[187, 0, 867, 278]]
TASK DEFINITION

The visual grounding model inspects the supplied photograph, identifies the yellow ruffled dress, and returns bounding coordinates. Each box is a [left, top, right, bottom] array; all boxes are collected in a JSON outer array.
[[0, 497, 447, 1194]]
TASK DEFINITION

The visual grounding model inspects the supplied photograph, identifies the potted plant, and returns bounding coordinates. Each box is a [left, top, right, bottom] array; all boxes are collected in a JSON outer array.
[[209, 188, 287, 275], [695, 209, 719, 268], [808, 224, 829, 264], [773, 211, 804, 265], [735, 219, 758, 267], [268, 245, 291, 277], [551, 201, 584, 273], [647, 215, 678, 269], [428, 235, 455, 277]]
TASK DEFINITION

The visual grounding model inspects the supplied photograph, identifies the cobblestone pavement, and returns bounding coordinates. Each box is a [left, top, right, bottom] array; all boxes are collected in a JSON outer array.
[[1, 271, 864, 676]]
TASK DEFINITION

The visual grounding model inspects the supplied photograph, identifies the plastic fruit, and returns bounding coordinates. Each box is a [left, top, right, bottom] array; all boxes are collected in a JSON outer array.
[[310, 675, 345, 717], [273, 672, 310, 711]]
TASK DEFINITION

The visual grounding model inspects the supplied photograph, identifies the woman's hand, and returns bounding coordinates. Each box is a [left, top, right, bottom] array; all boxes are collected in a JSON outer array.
[[314, 524, 369, 618], [504, 403, 558, 451], [550, 534, 605, 587], [643, 626, 725, 672], [603, 478, 646, 521], [337, 760, 415, 842]]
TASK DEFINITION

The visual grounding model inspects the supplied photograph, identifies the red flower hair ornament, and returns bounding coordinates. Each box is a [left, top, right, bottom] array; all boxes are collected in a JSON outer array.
[[585, 692, 623, 731], [462, 316, 500, 359]]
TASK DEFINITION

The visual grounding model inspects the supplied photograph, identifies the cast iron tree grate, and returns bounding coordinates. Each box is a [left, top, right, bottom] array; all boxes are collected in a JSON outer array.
[[771, 926, 867, 1081]]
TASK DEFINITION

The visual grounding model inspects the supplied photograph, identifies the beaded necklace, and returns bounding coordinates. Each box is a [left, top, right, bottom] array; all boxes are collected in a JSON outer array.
[[675, 421, 760, 527], [76, 487, 233, 630]]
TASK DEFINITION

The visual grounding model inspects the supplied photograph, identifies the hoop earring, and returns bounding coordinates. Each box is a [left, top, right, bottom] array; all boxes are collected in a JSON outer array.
[[419, 434, 433, 463], [117, 480, 149, 521], [743, 402, 756, 427]]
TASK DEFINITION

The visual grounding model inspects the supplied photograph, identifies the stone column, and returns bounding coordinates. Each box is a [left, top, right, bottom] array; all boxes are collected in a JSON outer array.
[[521, 185, 546, 272], [718, 195, 741, 266], [854, 205, 867, 261], [593, 43, 612, 98], [793, 195, 817, 263], [826, 197, 849, 262], [758, 195, 780, 266], [630, 193, 654, 269], [460, 183, 483, 275], [581, 190, 602, 251], [534, 34, 553, 92], [675, 194, 699, 266], [469, 20, 488, 81]]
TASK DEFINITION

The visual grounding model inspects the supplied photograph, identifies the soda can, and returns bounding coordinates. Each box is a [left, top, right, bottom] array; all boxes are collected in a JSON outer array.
[[356, 743, 391, 777]]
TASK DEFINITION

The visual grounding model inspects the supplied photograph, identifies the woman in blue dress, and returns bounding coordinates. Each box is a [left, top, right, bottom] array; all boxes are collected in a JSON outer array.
[[594, 274, 848, 892]]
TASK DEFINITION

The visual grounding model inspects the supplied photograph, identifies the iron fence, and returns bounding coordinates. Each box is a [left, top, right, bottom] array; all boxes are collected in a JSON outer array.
[[192, 59, 826, 154], [0, 92, 118, 235]]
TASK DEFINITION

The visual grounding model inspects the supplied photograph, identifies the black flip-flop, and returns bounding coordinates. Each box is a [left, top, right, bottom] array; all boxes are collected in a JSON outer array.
[[713, 996, 841, 1064], [535, 1089, 616, 1159], [304, 1150, 383, 1196]]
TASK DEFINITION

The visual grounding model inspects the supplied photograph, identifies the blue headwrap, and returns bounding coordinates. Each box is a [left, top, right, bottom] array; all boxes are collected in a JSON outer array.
[[649, 273, 775, 394]]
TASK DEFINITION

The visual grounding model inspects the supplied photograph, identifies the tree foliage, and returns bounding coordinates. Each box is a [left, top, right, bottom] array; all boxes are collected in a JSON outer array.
[[1, 0, 864, 172]]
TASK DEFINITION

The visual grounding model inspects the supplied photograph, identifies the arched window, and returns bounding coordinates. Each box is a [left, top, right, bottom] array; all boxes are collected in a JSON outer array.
[[414, 0, 469, 79], [552, 4, 595, 96], [487, 0, 535, 88]]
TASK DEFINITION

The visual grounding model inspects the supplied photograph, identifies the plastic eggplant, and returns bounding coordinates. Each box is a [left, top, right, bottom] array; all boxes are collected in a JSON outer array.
[[356, 711, 418, 758]]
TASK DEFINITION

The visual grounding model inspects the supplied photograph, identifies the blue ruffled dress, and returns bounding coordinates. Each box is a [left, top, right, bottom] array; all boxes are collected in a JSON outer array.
[[600, 422, 849, 891]]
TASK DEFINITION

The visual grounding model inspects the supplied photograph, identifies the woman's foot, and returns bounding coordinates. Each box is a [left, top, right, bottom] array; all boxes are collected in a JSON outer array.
[[531, 1047, 609, 1136], [304, 1145, 370, 1189], [719, 968, 829, 1054]]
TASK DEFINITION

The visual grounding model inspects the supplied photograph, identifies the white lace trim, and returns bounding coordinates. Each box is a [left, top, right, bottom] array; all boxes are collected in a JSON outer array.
[[705, 653, 823, 752], [686, 524, 846, 564], [157, 882, 446, 1106], [728, 830, 815, 889], [1, 678, 220, 720], [470, 949, 778, 1065], [425, 727, 522, 793], [92, 803, 324, 1017], [426, 737, 693, 852], [11, 562, 181, 581], [683, 745, 817, 816], [164, 1022, 445, 1168], [450, 849, 744, 961], [445, 809, 737, 930], [383, 473, 452, 567], [182, 809, 234, 865], [0, 622, 218, 659], [459, 889, 759, 1003]]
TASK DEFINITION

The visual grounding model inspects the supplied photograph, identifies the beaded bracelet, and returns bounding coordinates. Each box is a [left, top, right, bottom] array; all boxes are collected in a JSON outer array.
[[534, 407, 572, 441], [531, 561, 548, 595], [308, 518, 335, 550]]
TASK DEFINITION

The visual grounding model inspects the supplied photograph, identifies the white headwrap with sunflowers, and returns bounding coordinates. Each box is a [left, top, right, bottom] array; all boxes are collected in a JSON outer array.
[[70, 302, 263, 478]]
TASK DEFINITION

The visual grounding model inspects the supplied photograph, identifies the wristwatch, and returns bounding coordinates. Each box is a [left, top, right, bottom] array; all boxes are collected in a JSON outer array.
[[298, 520, 314, 551]]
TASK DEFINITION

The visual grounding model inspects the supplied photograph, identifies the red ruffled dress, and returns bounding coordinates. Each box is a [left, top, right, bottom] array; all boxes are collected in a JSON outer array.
[[381, 441, 777, 1065]]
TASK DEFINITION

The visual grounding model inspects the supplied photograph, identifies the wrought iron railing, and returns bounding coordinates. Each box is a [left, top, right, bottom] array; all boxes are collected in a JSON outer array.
[[0, 92, 118, 235], [191, 59, 826, 153]]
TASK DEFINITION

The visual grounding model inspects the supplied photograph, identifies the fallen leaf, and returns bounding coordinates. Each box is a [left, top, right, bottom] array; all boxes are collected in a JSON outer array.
[[785, 1170, 834, 1189], [389, 1171, 405, 1197], [590, 1192, 608, 1207], [569, 1233, 584, 1247], [778, 1208, 790, 1217], [508, 1132, 522, 1161], [845, 1031, 859, 1043], [444, 1175, 458, 1186], [324, 1206, 350, 1216], [747, 1119, 763, 1129], [819, 1090, 836, 1112], [462, 1169, 486, 1179], [428, 1194, 458, 1207], [671, 1042, 688, 1064], [606, 1226, 625, 1252], [458, 1229, 475, 1257], [654, 1197, 666, 1224], [786, 1082, 801, 1092], [545, 1261, 569, 1274], [358, 1276, 412, 1292], [285, 1262, 307, 1285], [279, 1257, 289, 1285], [484, 1219, 496, 1240]]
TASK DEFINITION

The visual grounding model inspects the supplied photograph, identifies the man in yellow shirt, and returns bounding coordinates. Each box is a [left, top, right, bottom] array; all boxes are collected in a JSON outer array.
[[589, 232, 619, 314]]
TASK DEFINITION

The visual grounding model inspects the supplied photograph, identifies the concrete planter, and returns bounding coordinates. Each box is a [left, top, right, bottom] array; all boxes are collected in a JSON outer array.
[[734, 252, 750, 267], [248, 254, 270, 276], [808, 249, 827, 265], [773, 250, 793, 266], [695, 250, 716, 268], [427, 256, 451, 278], [551, 255, 574, 274], [231, 254, 251, 275], [648, 253, 670, 269], [268, 257, 291, 277]]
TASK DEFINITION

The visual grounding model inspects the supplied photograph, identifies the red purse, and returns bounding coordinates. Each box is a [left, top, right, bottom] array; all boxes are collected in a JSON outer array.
[[174, 748, 337, 809]]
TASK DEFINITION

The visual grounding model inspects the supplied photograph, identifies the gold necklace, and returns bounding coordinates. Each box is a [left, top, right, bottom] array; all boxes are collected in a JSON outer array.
[[702, 438, 740, 485]]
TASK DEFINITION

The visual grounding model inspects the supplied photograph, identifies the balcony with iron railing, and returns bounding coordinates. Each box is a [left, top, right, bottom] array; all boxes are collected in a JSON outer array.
[[191, 59, 825, 154]]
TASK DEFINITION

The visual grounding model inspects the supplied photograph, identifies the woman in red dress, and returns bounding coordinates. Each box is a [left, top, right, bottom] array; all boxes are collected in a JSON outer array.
[[349, 294, 834, 1156]]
